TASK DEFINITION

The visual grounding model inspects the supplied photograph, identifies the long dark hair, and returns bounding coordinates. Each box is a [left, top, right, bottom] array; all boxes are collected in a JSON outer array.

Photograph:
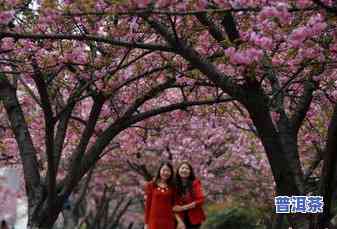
[[176, 161, 196, 197], [153, 161, 174, 187]]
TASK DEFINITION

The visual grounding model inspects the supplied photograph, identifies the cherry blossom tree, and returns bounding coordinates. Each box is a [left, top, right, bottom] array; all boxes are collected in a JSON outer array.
[[0, 1, 232, 228], [1, 0, 337, 228]]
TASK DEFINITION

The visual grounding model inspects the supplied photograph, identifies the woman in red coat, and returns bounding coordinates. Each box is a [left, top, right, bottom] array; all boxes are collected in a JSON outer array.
[[144, 162, 177, 229], [173, 161, 206, 229]]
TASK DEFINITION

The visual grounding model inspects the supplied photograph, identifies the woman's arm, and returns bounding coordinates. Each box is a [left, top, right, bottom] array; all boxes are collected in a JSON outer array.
[[173, 179, 205, 212], [173, 202, 196, 212], [175, 214, 186, 229]]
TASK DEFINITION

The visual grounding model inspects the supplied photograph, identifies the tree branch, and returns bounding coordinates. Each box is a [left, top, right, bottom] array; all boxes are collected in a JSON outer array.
[[303, 142, 323, 181], [0, 32, 173, 52], [0, 74, 41, 198], [32, 60, 57, 208], [122, 77, 176, 118], [113, 66, 169, 92], [62, 6, 320, 17], [262, 56, 284, 113], [290, 79, 319, 134], [73, 168, 94, 215], [195, 12, 228, 49], [221, 11, 240, 43], [64, 93, 105, 196], [127, 96, 235, 126], [126, 160, 152, 181], [54, 103, 75, 172], [143, 17, 244, 99]]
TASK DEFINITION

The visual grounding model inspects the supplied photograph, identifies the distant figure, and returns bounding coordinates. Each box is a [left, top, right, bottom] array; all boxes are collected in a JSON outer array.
[[1, 220, 9, 229]]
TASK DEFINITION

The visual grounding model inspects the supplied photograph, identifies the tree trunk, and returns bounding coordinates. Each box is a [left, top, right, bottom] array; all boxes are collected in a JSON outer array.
[[242, 86, 308, 228], [311, 103, 337, 229], [26, 194, 65, 229], [243, 90, 304, 196]]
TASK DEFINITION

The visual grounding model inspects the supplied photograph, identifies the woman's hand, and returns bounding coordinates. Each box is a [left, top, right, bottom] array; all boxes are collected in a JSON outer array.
[[173, 205, 184, 212], [188, 201, 196, 209], [144, 224, 148, 229], [174, 202, 196, 212], [176, 221, 186, 229]]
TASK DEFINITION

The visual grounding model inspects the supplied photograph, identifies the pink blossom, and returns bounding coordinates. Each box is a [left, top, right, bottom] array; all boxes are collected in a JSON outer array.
[[213, 0, 229, 6], [271, 56, 283, 66], [156, 0, 172, 8], [224, 47, 236, 57], [249, 32, 259, 43], [250, 32, 273, 50], [132, 0, 151, 8], [196, 0, 208, 9], [174, 2, 187, 10], [63, 0, 73, 4], [258, 5, 291, 25], [232, 52, 251, 65], [258, 7, 278, 20], [311, 22, 327, 35], [240, 31, 250, 41], [197, 31, 210, 54], [229, 0, 255, 8], [4, 0, 20, 5], [313, 74, 321, 81], [1, 38, 15, 50], [297, 0, 312, 8], [331, 42, 337, 53], [259, 37, 273, 50], [306, 14, 327, 35], [246, 48, 264, 62], [64, 47, 88, 65], [129, 17, 139, 33], [0, 10, 14, 25], [289, 27, 308, 48], [35, 22, 48, 32], [227, 47, 263, 65], [308, 13, 324, 25], [19, 40, 37, 52], [275, 3, 291, 24], [95, 0, 108, 11]]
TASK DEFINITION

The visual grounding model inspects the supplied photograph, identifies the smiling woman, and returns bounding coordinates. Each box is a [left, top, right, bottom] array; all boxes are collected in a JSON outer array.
[[144, 162, 176, 229], [174, 161, 206, 229]]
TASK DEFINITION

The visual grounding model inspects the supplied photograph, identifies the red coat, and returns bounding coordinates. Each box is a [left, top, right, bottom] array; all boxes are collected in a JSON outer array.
[[144, 182, 176, 229], [175, 179, 206, 225]]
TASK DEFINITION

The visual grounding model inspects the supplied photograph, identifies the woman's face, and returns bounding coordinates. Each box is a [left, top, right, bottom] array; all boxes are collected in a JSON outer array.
[[160, 165, 172, 181], [178, 163, 191, 179]]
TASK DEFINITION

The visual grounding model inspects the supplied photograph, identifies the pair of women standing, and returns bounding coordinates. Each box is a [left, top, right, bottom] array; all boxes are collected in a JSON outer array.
[[144, 161, 206, 229]]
